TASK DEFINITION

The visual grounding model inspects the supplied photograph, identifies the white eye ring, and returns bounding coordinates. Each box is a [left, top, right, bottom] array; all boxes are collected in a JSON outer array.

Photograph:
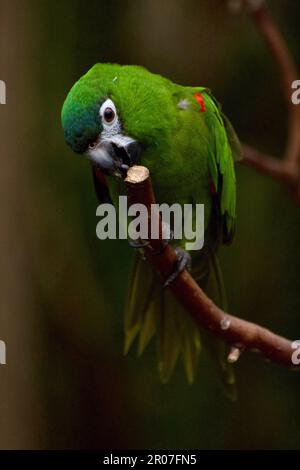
[[99, 99, 118, 126]]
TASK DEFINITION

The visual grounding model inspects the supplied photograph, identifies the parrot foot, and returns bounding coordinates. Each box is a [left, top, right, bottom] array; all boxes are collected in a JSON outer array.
[[128, 238, 150, 249], [163, 247, 191, 288], [128, 223, 174, 254], [152, 228, 174, 255]]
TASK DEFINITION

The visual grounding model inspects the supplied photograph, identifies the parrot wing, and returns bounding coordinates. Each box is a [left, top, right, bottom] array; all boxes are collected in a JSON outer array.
[[202, 90, 241, 244]]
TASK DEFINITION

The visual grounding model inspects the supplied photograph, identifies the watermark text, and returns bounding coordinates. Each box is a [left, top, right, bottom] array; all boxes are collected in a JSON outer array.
[[0, 340, 6, 365], [291, 340, 300, 365], [291, 80, 300, 105], [0, 80, 6, 104], [96, 196, 205, 251]]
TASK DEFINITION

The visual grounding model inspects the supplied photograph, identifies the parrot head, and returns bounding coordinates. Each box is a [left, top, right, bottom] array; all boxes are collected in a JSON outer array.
[[61, 63, 176, 177]]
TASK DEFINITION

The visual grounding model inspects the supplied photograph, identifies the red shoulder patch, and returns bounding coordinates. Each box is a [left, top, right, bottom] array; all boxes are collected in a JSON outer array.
[[194, 92, 206, 113], [94, 167, 107, 185], [210, 177, 217, 195]]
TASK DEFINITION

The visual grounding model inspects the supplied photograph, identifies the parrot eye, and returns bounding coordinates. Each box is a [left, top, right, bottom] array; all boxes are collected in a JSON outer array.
[[103, 107, 115, 124], [99, 98, 119, 128], [88, 141, 97, 150]]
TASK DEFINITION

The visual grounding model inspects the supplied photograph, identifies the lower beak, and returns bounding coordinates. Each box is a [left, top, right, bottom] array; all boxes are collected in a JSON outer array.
[[86, 135, 141, 177]]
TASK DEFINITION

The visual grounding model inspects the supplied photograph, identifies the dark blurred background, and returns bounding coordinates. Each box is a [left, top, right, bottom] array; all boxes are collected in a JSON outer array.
[[0, 0, 299, 450]]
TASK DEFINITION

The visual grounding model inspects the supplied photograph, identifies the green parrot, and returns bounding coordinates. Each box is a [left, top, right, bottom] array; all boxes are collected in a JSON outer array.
[[61, 63, 241, 391]]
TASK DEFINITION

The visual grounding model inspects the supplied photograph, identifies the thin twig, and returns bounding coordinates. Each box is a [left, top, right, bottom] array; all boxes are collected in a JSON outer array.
[[125, 165, 298, 369], [228, 347, 242, 363], [225, 1, 300, 200]]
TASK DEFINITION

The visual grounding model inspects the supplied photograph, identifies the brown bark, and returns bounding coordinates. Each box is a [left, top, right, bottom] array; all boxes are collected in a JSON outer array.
[[125, 166, 298, 369], [225, 1, 300, 202]]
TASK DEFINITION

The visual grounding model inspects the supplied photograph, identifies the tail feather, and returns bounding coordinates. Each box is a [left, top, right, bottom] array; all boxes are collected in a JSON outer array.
[[201, 250, 236, 399], [137, 283, 160, 356], [124, 255, 155, 354], [179, 312, 201, 384], [124, 250, 235, 396], [158, 290, 200, 383], [157, 292, 181, 383]]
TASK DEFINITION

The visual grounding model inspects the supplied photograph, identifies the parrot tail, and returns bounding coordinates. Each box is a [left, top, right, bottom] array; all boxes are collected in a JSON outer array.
[[124, 249, 235, 395]]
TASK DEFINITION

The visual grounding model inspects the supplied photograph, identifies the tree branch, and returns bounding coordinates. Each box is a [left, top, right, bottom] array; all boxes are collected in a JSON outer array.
[[226, 1, 300, 201], [125, 165, 298, 369]]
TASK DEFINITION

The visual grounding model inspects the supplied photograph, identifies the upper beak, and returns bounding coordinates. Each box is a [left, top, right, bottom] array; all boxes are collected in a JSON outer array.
[[86, 135, 141, 177]]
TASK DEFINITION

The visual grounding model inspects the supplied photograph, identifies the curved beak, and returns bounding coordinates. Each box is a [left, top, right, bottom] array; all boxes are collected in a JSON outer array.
[[85, 134, 141, 177]]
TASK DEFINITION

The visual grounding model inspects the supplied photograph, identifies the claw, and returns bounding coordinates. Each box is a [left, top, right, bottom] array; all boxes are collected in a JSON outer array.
[[152, 229, 174, 255], [163, 247, 191, 288], [128, 238, 150, 249], [128, 224, 174, 254]]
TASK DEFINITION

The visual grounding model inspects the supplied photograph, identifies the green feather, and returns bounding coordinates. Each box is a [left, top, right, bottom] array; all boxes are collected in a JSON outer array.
[[124, 254, 155, 354]]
